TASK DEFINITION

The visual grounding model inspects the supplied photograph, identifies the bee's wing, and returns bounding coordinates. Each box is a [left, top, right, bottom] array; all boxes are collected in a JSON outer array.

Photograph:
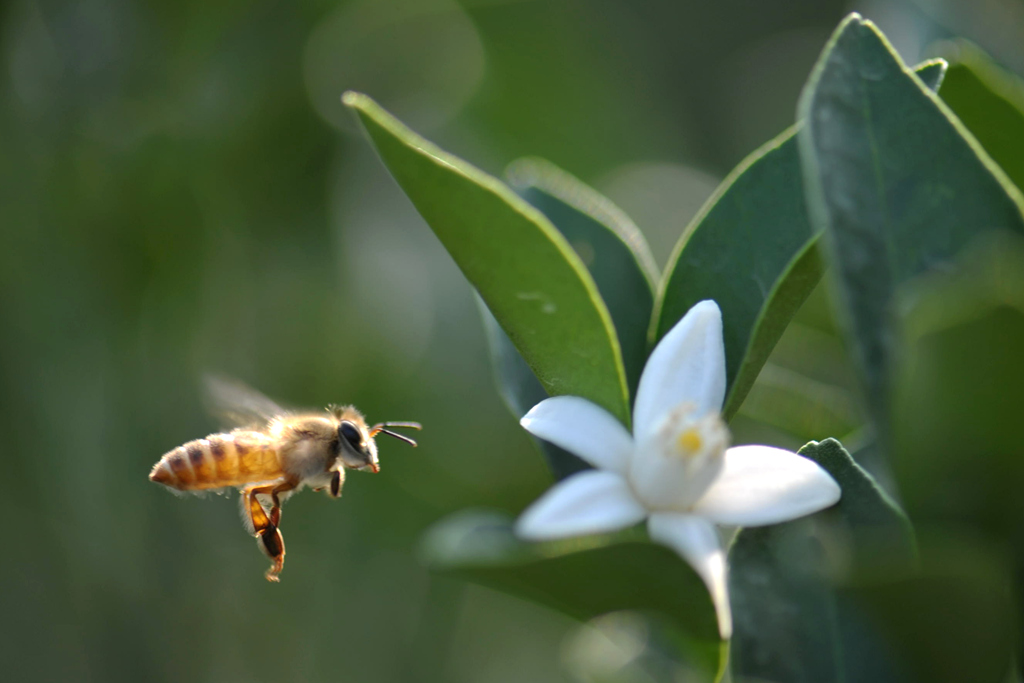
[[203, 375, 288, 431]]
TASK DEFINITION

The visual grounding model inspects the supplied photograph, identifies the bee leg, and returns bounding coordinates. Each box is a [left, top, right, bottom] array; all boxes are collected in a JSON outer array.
[[243, 483, 287, 582], [267, 481, 296, 528], [259, 525, 286, 583], [260, 482, 298, 581]]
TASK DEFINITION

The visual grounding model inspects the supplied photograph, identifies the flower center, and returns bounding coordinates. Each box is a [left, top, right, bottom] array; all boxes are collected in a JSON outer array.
[[676, 428, 703, 456], [629, 403, 731, 512]]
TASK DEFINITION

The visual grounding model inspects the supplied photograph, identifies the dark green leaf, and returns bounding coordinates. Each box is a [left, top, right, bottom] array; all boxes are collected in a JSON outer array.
[[421, 510, 721, 662], [508, 158, 657, 401], [654, 129, 820, 421], [344, 92, 631, 425], [800, 438, 916, 571], [733, 438, 917, 618], [891, 231, 1024, 678], [729, 439, 1010, 683], [840, 535, 1014, 683], [730, 516, 900, 683], [892, 233, 1024, 543], [655, 59, 943, 422], [730, 438, 916, 682], [939, 41, 1024, 192], [477, 300, 589, 479], [733, 533, 1014, 683], [797, 14, 1024, 450]]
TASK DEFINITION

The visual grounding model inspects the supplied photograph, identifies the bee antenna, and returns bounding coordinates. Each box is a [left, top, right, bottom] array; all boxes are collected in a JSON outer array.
[[370, 421, 421, 448], [377, 421, 422, 431]]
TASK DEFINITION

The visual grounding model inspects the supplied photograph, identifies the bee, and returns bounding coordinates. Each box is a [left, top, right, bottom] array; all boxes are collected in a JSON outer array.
[[149, 378, 420, 582]]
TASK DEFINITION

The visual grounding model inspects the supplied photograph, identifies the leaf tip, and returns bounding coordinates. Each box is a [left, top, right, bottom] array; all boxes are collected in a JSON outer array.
[[913, 58, 949, 92], [826, 12, 892, 52], [341, 90, 368, 109], [831, 12, 867, 39]]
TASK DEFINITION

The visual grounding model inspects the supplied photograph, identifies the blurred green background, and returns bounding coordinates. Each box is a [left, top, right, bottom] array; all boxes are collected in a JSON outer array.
[[3, 0, 1023, 681]]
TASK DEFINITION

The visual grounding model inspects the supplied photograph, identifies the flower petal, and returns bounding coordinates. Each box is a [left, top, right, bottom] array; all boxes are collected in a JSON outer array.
[[521, 396, 634, 474], [633, 300, 726, 441], [515, 470, 646, 540], [648, 512, 731, 639], [692, 445, 841, 526]]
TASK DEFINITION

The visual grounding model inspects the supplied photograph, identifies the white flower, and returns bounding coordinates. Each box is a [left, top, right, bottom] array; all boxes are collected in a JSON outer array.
[[515, 300, 841, 639]]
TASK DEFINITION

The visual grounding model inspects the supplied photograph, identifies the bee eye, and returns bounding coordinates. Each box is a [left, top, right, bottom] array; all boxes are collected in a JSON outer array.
[[339, 422, 362, 450]]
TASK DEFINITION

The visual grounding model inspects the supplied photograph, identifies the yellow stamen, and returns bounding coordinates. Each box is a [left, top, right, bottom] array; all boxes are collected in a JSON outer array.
[[677, 429, 703, 454]]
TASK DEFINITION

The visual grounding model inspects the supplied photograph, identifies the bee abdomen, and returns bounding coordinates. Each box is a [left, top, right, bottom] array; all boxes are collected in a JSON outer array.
[[150, 432, 279, 491]]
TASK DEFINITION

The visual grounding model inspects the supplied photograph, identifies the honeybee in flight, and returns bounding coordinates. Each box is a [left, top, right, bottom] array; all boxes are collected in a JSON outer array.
[[149, 378, 420, 581]]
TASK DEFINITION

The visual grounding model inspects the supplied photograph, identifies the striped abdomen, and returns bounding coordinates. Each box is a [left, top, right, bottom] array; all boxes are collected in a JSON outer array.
[[149, 430, 282, 491]]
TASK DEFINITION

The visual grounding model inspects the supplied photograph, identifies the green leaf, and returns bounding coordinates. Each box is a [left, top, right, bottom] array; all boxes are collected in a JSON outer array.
[[890, 233, 1024, 677], [797, 14, 1024, 449], [728, 439, 1013, 683], [733, 534, 1014, 682], [654, 129, 819, 421], [476, 159, 658, 478], [477, 300, 590, 479], [422, 510, 721, 665], [800, 438, 916, 570], [892, 233, 1024, 545], [729, 437, 913, 681], [655, 59, 943, 422], [507, 158, 658, 401], [939, 41, 1024, 192], [730, 518, 897, 683], [735, 362, 861, 443], [840, 535, 1015, 683], [344, 92, 631, 425]]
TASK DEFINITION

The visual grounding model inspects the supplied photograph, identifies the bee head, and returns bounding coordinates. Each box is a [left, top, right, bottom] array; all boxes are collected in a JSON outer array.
[[331, 405, 421, 473], [336, 419, 380, 473]]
